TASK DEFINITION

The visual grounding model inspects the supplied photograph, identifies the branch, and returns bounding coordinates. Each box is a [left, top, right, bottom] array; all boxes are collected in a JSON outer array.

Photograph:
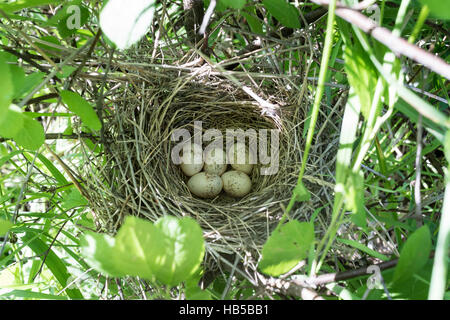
[[0, 133, 98, 143], [311, 0, 450, 80]]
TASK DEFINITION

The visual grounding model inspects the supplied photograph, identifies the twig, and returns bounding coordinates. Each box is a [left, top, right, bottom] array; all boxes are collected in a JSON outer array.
[[311, 0, 450, 80]]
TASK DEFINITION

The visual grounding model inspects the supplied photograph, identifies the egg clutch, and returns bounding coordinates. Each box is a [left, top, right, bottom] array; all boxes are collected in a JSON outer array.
[[178, 142, 254, 198]]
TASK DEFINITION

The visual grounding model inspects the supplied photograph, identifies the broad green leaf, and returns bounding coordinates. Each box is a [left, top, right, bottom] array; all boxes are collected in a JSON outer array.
[[419, 0, 450, 20], [259, 221, 314, 276], [113, 216, 164, 280], [293, 182, 311, 202], [80, 215, 205, 286], [153, 216, 205, 285], [242, 6, 263, 34], [99, 0, 156, 50], [22, 233, 83, 299], [0, 104, 24, 139], [60, 90, 102, 131], [0, 0, 60, 13], [9, 65, 46, 100], [0, 56, 13, 111], [80, 231, 125, 277], [262, 0, 301, 28], [62, 188, 88, 210], [13, 114, 45, 151], [393, 225, 432, 284], [221, 0, 246, 9], [343, 42, 378, 120], [57, 4, 90, 38], [0, 219, 13, 235]]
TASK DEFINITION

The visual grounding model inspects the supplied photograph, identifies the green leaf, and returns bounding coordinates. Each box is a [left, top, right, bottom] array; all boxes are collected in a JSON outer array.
[[0, 219, 13, 235], [36, 35, 62, 52], [337, 238, 390, 261], [57, 4, 90, 38], [99, 0, 156, 50], [9, 66, 45, 100], [343, 42, 378, 120], [0, 56, 13, 111], [37, 153, 69, 185], [0, 0, 60, 13], [444, 130, 450, 163], [419, 0, 450, 20], [62, 188, 88, 210], [21, 233, 83, 299], [153, 216, 205, 285], [259, 221, 314, 276], [242, 6, 263, 34], [0, 104, 24, 139], [344, 170, 367, 230], [80, 215, 205, 286], [221, 0, 246, 9], [0, 289, 69, 300], [262, 0, 301, 28], [393, 225, 432, 284], [292, 182, 311, 202], [56, 66, 77, 79], [13, 114, 45, 151], [60, 90, 102, 131], [80, 231, 125, 277]]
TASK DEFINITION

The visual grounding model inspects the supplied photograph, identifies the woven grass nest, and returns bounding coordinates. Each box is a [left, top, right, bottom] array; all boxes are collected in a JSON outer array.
[[81, 60, 339, 275]]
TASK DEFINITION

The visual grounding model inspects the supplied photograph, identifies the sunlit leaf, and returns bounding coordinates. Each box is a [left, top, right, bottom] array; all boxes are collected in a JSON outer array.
[[13, 114, 45, 151], [60, 90, 102, 131], [419, 0, 450, 20], [259, 221, 314, 276], [0, 219, 13, 235], [0, 105, 24, 139], [99, 0, 156, 50], [80, 216, 205, 286]]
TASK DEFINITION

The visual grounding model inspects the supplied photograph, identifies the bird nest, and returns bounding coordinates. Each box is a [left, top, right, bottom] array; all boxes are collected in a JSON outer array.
[[80, 60, 339, 276]]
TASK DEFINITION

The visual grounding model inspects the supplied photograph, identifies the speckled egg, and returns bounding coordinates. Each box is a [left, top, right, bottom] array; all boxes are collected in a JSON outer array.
[[188, 172, 223, 198], [221, 170, 252, 197]]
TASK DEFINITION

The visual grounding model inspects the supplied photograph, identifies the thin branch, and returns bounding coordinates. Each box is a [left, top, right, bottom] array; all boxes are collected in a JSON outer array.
[[311, 0, 450, 80]]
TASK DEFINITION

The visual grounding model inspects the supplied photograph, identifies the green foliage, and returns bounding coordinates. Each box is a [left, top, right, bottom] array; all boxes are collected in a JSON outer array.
[[60, 90, 102, 131], [21, 233, 84, 299], [221, 0, 246, 10], [343, 42, 378, 120], [0, 0, 447, 301], [344, 170, 367, 230], [80, 216, 205, 286], [0, 0, 60, 13], [259, 221, 314, 276], [292, 181, 311, 202], [99, 0, 156, 50], [13, 114, 45, 150], [0, 219, 13, 235], [262, 0, 301, 28], [419, 0, 450, 20], [53, 1, 91, 38], [393, 225, 432, 284]]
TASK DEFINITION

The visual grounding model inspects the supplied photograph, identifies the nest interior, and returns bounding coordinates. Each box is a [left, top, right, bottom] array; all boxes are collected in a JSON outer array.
[[82, 66, 338, 274]]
